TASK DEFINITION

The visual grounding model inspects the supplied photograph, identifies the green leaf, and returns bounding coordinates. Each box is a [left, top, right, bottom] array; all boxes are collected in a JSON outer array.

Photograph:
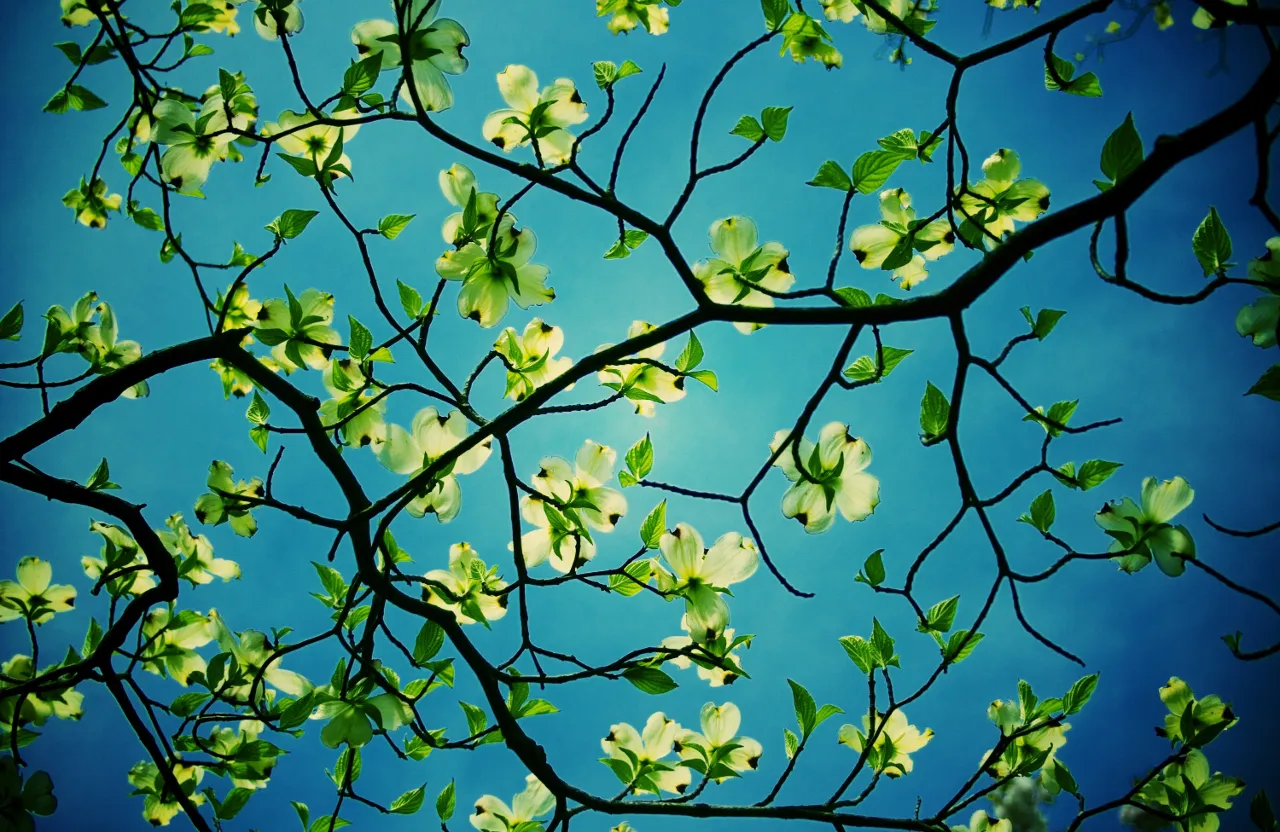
[[1247, 364, 1280, 401], [249, 425, 269, 454], [762, 0, 792, 30], [436, 781, 456, 822], [834, 287, 872, 308], [731, 115, 765, 142], [1021, 307, 1066, 340], [1044, 53, 1103, 97], [943, 630, 984, 664], [622, 666, 678, 694], [347, 316, 372, 360], [1099, 112, 1143, 187], [604, 239, 631, 259], [67, 84, 109, 111], [0, 302, 22, 340], [270, 209, 320, 240], [614, 60, 643, 81], [852, 150, 902, 194], [1076, 459, 1122, 490], [640, 500, 666, 549], [53, 42, 83, 64], [675, 331, 704, 372], [1062, 673, 1099, 715], [218, 68, 238, 104], [807, 160, 852, 191], [788, 679, 818, 737], [608, 559, 653, 597], [592, 61, 618, 89], [84, 458, 119, 491], [625, 434, 654, 480], [1251, 790, 1278, 832], [343, 54, 383, 96], [844, 346, 912, 383], [459, 701, 488, 736], [169, 691, 210, 718], [131, 208, 164, 231], [397, 280, 423, 319], [217, 788, 253, 820], [246, 391, 271, 425], [761, 106, 792, 142], [871, 618, 897, 667], [1192, 207, 1232, 276], [413, 621, 445, 665], [919, 381, 951, 444], [921, 596, 960, 633], [378, 214, 416, 240], [784, 727, 799, 759], [1020, 490, 1055, 534], [390, 785, 426, 815], [838, 635, 878, 674], [688, 369, 719, 391], [856, 549, 885, 587], [81, 617, 104, 657]]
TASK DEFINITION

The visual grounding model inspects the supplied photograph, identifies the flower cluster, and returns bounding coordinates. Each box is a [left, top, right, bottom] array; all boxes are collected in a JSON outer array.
[[515, 441, 627, 573], [1095, 476, 1196, 576], [600, 703, 761, 795]]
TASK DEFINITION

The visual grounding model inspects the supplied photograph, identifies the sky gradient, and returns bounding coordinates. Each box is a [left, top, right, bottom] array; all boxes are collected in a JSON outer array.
[[1, 1, 1278, 831]]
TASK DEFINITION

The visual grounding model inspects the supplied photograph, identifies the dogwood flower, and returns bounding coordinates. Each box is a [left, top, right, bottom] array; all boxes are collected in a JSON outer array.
[[202, 0, 241, 35], [674, 702, 763, 782], [1132, 749, 1244, 832], [596, 0, 672, 34], [950, 811, 1013, 832], [422, 543, 508, 625], [152, 89, 253, 195], [779, 13, 844, 68], [956, 149, 1050, 249], [849, 188, 955, 290], [596, 320, 687, 417], [654, 524, 758, 644], [495, 319, 574, 401], [855, 0, 935, 34], [601, 712, 692, 795], [471, 775, 555, 832], [693, 217, 795, 334], [308, 679, 414, 749], [60, 0, 106, 27], [157, 513, 240, 585], [0, 655, 83, 725], [127, 760, 206, 827], [512, 491, 597, 573], [62, 177, 121, 228], [529, 440, 628, 532], [660, 614, 749, 686], [770, 422, 880, 533], [83, 521, 156, 597], [820, 0, 861, 22], [838, 709, 934, 777], [44, 293, 148, 396], [254, 287, 341, 372], [436, 214, 555, 327], [139, 607, 216, 686], [1095, 476, 1196, 576], [319, 358, 386, 449], [194, 460, 263, 537], [352, 0, 469, 113], [439, 163, 500, 248], [482, 65, 588, 166], [376, 407, 493, 521], [209, 609, 312, 699], [1237, 237, 1280, 348], [250, 0, 304, 40], [263, 108, 358, 178], [1157, 677, 1237, 745], [204, 723, 279, 789], [0, 558, 76, 625]]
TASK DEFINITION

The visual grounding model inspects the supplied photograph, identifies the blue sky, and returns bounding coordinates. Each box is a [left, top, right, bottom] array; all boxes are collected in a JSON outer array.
[[1, 1, 1278, 830]]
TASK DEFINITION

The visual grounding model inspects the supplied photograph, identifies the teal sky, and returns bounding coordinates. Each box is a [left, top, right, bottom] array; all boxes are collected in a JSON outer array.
[[1, 1, 1278, 831]]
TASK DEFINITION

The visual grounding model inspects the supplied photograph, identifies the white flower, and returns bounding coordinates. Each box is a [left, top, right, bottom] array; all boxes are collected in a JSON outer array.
[[470, 775, 554, 832], [770, 422, 880, 533], [250, 0, 304, 40], [528, 440, 628, 532], [482, 65, 589, 166], [0, 558, 76, 625], [601, 712, 692, 795], [596, 321, 687, 417], [654, 523, 758, 643], [693, 217, 795, 334], [660, 614, 749, 686], [495, 318, 574, 401], [424, 543, 508, 626], [956, 149, 1050, 249], [376, 407, 493, 521], [352, 0, 469, 113], [674, 702, 763, 782], [849, 188, 954, 290], [436, 214, 555, 327], [838, 709, 933, 777], [1095, 476, 1196, 576]]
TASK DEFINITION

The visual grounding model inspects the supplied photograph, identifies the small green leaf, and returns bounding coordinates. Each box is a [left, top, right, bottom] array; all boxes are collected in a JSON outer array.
[[84, 458, 119, 491], [944, 630, 984, 663], [674, 331, 704, 372], [1062, 673, 1099, 715], [436, 781, 456, 822], [390, 785, 425, 815], [622, 666, 678, 694], [397, 280, 423, 320], [762, 0, 792, 30], [131, 207, 164, 231], [343, 54, 383, 96], [731, 115, 765, 142], [761, 106, 792, 142], [1020, 490, 1055, 534], [270, 209, 320, 240], [1251, 790, 1277, 832], [616, 60, 642, 81], [852, 150, 902, 195], [856, 549, 885, 587], [347, 316, 372, 360], [625, 433, 654, 480], [1099, 112, 1143, 187], [834, 287, 872, 308], [640, 501, 666, 549], [784, 727, 799, 759], [1076, 459, 1122, 491], [0, 302, 23, 341], [1246, 364, 1280, 401], [787, 679, 817, 737], [1192, 207, 1232, 276], [592, 61, 617, 89], [378, 214, 416, 240], [246, 391, 271, 425], [1024, 308, 1066, 340], [871, 618, 897, 667], [413, 621, 445, 665], [1044, 53, 1103, 97], [807, 160, 852, 191], [919, 381, 951, 444], [844, 346, 912, 383], [921, 596, 960, 633], [249, 425, 269, 454]]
